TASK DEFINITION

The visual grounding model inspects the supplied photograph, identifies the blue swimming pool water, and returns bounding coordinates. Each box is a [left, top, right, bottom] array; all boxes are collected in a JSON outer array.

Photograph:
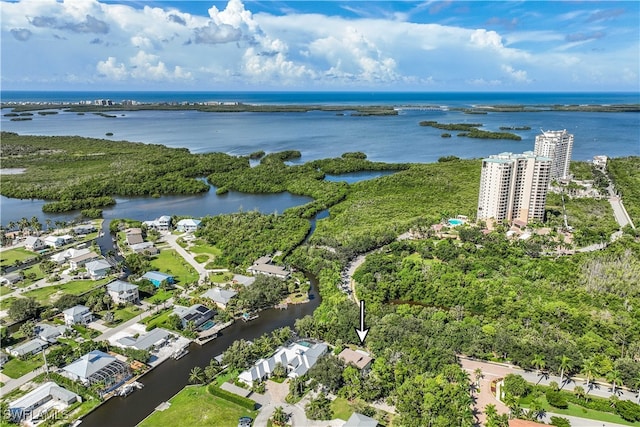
[[448, 218, 464, 226], [199, 320, 215, 330]]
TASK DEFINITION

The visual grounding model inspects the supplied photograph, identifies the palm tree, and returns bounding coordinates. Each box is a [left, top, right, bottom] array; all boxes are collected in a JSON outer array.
[[45, 219, 52, 231], [606, 369, 622, 395], [558, 355, 571, 387], [189, 366, 205, 384], [474, 368, 484, 388], [582, 358, 598, 390], [532, 354, 546, 377], [271, 406, 288, 426], [484, 404, 498, 420], [573, 385, 586, 401]]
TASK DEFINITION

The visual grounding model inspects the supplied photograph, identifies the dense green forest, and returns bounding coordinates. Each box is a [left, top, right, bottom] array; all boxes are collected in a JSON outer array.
[[0, 132, 246, 208], [609, 156, 640, 225]]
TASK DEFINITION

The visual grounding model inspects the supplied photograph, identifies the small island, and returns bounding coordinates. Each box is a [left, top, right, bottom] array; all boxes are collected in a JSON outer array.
[[418, 120, 522, 140]]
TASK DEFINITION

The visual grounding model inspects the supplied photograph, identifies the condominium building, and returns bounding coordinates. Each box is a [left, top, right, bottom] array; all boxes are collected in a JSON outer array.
[[534, 129, 574, 179], [477, 152, 552, 224]]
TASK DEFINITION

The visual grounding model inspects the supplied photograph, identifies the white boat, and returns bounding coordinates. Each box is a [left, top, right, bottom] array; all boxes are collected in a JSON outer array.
[[171, 346, 189, 360]]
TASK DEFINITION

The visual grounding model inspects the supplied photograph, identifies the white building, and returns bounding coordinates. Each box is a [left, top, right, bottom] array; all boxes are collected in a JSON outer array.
[[477, 151, 552, 224], [86, 258, 111, 280], [238, 341, 328, 386], [24, 236, 46, 252], [8, 382, 80, 424], [593, 155, 608, 170], [176, 218, 201, 233], [534, 129, 574, 179], [62, 350, 131, 392], [107, 280, 139, 304], [63, 305, 93, 326], [143, 215, 172, 232]]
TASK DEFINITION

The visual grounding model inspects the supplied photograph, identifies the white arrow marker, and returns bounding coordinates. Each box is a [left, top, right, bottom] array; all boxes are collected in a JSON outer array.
[[354, 300, 369, 345]]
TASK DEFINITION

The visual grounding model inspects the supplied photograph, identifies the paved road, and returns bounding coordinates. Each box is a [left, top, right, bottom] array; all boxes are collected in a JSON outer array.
[[162, 234, 208, 283], [93, 301, 164, 342], [0, 365, 46, 395]]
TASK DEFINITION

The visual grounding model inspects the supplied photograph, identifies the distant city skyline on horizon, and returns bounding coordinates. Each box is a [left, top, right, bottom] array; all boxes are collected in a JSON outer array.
[[2, 0, 638, 92]]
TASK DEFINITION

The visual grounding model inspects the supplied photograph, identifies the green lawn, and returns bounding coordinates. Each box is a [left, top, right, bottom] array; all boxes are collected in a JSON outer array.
[[142, 308, 175, 331], [2, 355, 45, 379], [139, 385, 257, 427], [22, 278, 109, 304], [189, 242, 222, 257], [0, 248, 38, 268], [99, 305, 143, 325], [331, 397, 354, 420], [210, 272, 233, 283], [18, 264, 45, 286], [150, 250, 199, 285], [0, 296, 18, 311], [521, 396, 636, 426], [144, 289, 175, 304], [72, 324, 99, 340], [194, 254, 210, 263]]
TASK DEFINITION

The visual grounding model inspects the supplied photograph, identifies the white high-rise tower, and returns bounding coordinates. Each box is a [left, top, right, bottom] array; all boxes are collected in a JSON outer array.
[[477, 152, 552, 224], [534, 129, 574, 179]]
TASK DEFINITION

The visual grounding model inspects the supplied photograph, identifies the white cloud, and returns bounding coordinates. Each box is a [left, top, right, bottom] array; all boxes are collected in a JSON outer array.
[[501, 64, 530, 83], [96, 56, 127, 80]]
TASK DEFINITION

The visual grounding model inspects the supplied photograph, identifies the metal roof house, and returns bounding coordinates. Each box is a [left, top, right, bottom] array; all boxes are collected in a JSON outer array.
[[116, 328, 172, 351], [173, 304, 215, 329], [246, 256, 290, 279], [9, 338, 49, 357], [107, 280, 139, 304], [344, 413, 379, 427], [36, 323, 67, 343], [238, 340, 328, 386], [142, 271, 175, 287], [62, 350, 131, 393], [176, 218, 201, 233], [8, 382, 80, 424], [86, 258, 111, 280], [63, 305, 93, 326], [201, 287, 237, 309]]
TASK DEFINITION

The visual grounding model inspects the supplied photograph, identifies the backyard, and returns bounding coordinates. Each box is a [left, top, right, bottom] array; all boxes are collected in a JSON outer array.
[[138, 385, 257, 427], [1, 354, 45, 379], [0, 247, 38, 268], [150, 250, 198, 285], [22, 278, 109, 305]]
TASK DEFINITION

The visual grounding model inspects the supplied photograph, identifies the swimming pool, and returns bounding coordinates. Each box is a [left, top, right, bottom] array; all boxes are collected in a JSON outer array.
[[448, 218, 464, 226], [199, 320, 216, 331]]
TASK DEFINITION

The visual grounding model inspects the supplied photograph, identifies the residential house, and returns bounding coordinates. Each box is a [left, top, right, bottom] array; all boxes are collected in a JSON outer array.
[[125, 228, 144, 246], [247, 256, 290, 280], [106, 280, 139, 304], [202, 287, 237, 309], [69, 251, 100, 270], [63, 305, 93, 326], [142, 271, 175, 287], [338, 348, 373, 371], [24, 236, 46, 252], [8, 382, 80, 424], [238, 340, 328, 386], [129, 241, 158, 255], [173, 304, 215, 329], [115, 328, 171, 351], [0, 272, 24, 286], [86, 258, 111, 280], [344, 413, 378, 427], [143, 215, 171, 232], [9, 338, 49, 358], [44, 235, 73, 248], [0, 353, 8, 368], [232, 274, 256, 287], [62, 350, 131, 392], [73, 224, 96, 235], [36, 323, 67, 343], [51, 247, 91, 264], [176, 218, 201, 233]]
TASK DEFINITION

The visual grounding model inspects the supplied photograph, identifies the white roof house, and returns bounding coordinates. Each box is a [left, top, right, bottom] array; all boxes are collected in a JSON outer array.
[[62, 350, 131, 392], [36, 323, 67, 343], [68, 251, 100, 270], [86, 258, 111, 280], [115, 328, 172, 351], [144, 215, 172, 231], [202, 287, 237, 309], [247, 256, 290, 279], [238, 341, 328, 386], [8, 382, 80, 423], [24, 236, 46, 251], [44, 235, 66, 248], [106, 280, 139, 304], [344, 413, 379, 427], [63, 305, 93, 326], [51, 248, 91, 264], [176, 219, 201, 232], [9, 338, 49, 357]]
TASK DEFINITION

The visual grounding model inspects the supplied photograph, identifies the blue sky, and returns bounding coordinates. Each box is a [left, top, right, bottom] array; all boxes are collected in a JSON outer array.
[[2, 0, 638, 91]]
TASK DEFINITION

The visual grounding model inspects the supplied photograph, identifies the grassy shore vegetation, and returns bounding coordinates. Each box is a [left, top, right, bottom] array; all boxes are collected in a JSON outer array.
[[419, 121, 522, 140], [608, 156, 640, 226], [138, 385, 258, 427]]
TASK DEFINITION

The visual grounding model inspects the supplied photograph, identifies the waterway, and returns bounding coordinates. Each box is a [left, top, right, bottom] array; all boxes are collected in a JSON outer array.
[[81, 277, 321, 427]]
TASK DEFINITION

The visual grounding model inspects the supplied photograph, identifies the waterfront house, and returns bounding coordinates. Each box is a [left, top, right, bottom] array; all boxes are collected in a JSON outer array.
[[247, 256, 290, 280], [173, 304, 215, 329], [24, 236, 46, 252], [73, 224, 97, 235], [232, 274, 256, 287], [338, 348, 373, 371], [142, 271, 175, 287], [44, 235, 68, 248], [115, 328, 171, 351], [9, 338, 49, 358], [8, 381, 80, 424], [51, 247, 91, 264], [176, 218, 201, 233], [69, 251, 100, 270], [63, 305, 93, 326], [143, 215, 172, 232], [201, 287, 237, 309], [344, 413, 379, 427], [36, 323, 67, 343], [62, 350, 131, 393], [238, 340, 328, 386], [129, 241, 158, 255], [106, 280, 139, 304], [86, 258, 111, 280], [125, 228, 144, 246]]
